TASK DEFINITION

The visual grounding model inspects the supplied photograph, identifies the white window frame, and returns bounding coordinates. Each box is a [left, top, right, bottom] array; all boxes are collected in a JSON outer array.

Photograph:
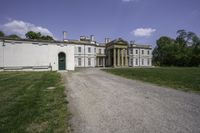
[[142, 59, 144, 65], [88, 47, 91, 53], [88, 58, 91, 66], [130, 49, 133, 54], [78, 58, 81, 66], [78, 47, 81, 53], [136, 50, 138, 54], [147, 58, 150, 65], [142, 50, 144, 55]]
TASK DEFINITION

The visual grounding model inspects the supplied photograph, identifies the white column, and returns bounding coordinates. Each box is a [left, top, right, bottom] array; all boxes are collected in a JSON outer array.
[[121, 49, 124, 66], [97, 57, 99, 67], [103, 58, 105, 67], [117, 48, 120, 66], [125, 49, 128, 66], [113, 48, 116, 67]]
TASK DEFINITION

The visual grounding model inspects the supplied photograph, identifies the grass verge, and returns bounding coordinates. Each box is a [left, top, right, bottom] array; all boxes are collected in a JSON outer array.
[[0, 72, 71, 133], [103, 67, 200, 93]]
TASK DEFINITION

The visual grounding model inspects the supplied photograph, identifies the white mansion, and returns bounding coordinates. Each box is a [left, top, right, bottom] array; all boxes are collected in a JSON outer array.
[[0, 35, 152, 71]]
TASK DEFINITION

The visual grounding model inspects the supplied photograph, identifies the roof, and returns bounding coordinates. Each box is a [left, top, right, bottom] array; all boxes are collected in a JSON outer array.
[[0, 37, 100, 46], [0, 37, 64, 44], [106, 38, 129, 47], [129, 44, 151, 49], [0, 37, 151, 49], [107, 38, 128, 45]]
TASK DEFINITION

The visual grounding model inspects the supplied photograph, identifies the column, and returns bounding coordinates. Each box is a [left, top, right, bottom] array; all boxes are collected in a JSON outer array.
[[117, 48, 120, 66], [113, 48, 116, 67], [97, 57, 99, 67], [125, 49, 128, 66], [121, 49, 124, 66], [108, 50, 111, 66], [103, 58, 105, 67]]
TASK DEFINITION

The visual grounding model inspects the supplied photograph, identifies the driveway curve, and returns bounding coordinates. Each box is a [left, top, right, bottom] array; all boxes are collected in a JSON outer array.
[[63, 68, 200, 133]]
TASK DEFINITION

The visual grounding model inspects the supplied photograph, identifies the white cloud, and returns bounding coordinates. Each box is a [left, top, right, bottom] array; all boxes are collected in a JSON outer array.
[[131, 28, 156, 37], [0, 20, 54, 38], [122, 0, 139, 2]]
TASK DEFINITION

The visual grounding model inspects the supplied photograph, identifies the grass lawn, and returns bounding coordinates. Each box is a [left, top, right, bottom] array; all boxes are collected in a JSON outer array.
[[0, 72, 71, 133], [103, 67, 200, 93]]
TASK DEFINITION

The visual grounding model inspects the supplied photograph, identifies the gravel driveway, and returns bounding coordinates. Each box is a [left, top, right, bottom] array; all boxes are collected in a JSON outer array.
[[63, 68, 200, 133]]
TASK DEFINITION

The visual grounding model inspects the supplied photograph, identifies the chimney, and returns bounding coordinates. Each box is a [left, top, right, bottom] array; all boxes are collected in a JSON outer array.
[[90, 35, 95, 41], [105, 38, 111, 43], [130, 40, 136, 47], [63, 31, 67, 41], [80, 36, 86, 41]]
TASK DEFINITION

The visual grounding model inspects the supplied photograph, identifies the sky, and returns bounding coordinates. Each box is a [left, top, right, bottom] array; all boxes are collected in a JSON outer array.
[[0, 0, 200, 46]]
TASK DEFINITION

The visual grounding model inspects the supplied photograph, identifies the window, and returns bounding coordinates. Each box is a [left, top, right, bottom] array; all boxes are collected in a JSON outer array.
[[136, 59, 138, 65], [131, 58, 133, 66], [78, 58, 81, 66], [88, 47, 91, 53], [136, 50, 138, 54], [78, 47, 81, 53], [130, 49, 133, 54], [142, 59, 144, 65], [142, 50, 144, 54], [99, 49, 102, 54], [147, 59, 150, 65], [88, 58, 91, 66], [94, 48, 96, 53], [147, 50, 150, 55]]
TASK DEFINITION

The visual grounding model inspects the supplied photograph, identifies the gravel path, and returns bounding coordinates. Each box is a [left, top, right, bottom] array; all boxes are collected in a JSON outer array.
[[63, 68, 200, 133]]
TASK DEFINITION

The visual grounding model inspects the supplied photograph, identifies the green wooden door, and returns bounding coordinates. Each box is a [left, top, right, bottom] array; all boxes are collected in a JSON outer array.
[[58, 52, 66, 70]]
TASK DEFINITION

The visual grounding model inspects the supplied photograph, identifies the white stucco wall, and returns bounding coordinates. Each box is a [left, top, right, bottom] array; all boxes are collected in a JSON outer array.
[[74, 44, 96, 67], [0, 40, 75, 71], [128, 48, 152, 67]]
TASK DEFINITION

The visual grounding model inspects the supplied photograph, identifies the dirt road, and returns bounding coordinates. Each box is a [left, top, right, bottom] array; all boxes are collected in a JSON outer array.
[[63, 68, 200, 133]]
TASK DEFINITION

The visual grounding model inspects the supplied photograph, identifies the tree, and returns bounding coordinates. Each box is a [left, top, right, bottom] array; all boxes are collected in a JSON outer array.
[[153, 30, 200, 67], [40, 35, 54, 41], [0, 31, 5, 37], [153, 36, 176, 66], [8, 34, 21, 39], [176, 29, 196, 46], [25, 31, 54, 41], [25, 31, 41, 39]]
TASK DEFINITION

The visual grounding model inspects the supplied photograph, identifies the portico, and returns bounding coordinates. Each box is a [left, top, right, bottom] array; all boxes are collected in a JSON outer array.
[[106, 38, 128, 67]]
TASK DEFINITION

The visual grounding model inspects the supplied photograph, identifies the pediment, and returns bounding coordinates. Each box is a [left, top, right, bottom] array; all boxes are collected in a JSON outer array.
[[106, 38, 128, 47]]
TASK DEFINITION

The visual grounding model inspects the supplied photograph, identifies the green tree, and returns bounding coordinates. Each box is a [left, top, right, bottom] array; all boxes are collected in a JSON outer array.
[[153, 30, 200, 67], [190, 36, 200, 66], [0, 31, 5, 37], [25, 31, 42, 39], [25, 31, 54, 41], [153, 36, 176, 66], [8, 34, 21, 39], [40, 35, 54, 41]]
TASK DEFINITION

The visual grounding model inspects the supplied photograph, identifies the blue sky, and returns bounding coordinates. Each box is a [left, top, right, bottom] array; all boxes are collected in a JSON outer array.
[[0, 0, 200, 46]]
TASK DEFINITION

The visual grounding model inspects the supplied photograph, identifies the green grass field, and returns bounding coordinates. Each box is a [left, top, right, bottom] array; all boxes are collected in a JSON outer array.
[[0, 72, 71, 133], [103, 67, 200, 93]]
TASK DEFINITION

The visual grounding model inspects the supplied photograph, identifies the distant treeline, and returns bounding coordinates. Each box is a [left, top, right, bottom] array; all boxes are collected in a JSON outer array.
[[0, 31, 54, 41], [153, 30, 200, 67]]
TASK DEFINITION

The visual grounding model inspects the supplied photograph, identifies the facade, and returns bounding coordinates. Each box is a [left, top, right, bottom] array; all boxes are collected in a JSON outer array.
[[128, 44, 152, 67], [0, 36, 152, 71], [0, 39, 75, 71]]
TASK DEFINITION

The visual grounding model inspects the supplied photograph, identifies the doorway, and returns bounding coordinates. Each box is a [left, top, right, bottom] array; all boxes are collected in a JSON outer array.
[[58, 52, 66, 70]]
